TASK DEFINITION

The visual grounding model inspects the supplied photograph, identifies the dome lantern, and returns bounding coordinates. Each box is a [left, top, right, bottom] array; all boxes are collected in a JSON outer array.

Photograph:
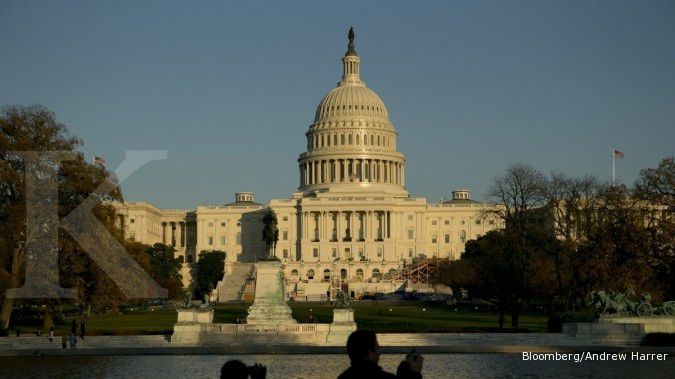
[[341, 27, 362, 86]]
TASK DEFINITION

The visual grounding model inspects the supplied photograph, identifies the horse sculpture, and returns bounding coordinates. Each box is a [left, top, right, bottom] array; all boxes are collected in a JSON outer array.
[[590, 287, 673, 317]]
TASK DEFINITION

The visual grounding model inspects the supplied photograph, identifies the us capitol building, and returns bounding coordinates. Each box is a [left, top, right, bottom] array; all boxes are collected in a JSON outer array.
[[113, 30, 502, 301]]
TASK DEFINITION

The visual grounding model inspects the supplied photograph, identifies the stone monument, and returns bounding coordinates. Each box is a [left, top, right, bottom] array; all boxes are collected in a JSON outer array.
[[246, 260, 296, 324], [246, 209, 296, 324]]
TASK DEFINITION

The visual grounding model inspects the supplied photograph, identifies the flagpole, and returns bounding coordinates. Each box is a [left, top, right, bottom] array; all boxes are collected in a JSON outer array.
[[612, 148, 615, 185]]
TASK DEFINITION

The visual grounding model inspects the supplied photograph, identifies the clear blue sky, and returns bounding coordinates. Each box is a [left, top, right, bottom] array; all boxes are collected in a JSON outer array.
[[2, 1, 674, 208]]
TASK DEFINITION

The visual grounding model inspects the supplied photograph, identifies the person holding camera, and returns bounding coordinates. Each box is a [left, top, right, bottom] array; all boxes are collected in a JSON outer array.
[[220, 360, 266, 379], [338, 330, 423, 379]]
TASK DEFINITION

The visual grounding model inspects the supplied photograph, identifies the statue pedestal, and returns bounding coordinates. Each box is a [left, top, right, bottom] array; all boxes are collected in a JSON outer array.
[[246, 260, 296, 325], [171, 309, 214, 344], [326, 309, 357, 345]]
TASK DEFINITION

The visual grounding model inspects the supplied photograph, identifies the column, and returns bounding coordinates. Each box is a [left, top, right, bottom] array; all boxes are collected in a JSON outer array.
[[372, 160, 376, 182], [396, 163, 400, 184], [387, 161, 392, 183], [337, 211, 342, 240], [340, 160, 345, 182], [401, 165, 405, 186], [360, 160, 365, 181], [169, 222, 175, 247], [176, 222, 183, 248], [325, 212, 329, 240]]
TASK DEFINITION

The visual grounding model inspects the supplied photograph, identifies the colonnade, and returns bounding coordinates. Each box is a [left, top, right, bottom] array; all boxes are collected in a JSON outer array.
[[299, 159, 404, 186], [162, 221, 185, 248], [300, 210, 392, 242]]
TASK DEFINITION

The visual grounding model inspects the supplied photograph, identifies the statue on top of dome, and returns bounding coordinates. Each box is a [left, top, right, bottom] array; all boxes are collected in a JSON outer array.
[[346, 27, 357, 56]]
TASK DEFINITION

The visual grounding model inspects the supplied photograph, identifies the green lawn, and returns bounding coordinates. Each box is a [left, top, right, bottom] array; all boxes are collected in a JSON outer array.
[[9, 302, 547, 336]]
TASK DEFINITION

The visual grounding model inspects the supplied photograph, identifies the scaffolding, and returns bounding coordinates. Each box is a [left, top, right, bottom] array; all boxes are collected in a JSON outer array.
[[391, 258, 439, 284]]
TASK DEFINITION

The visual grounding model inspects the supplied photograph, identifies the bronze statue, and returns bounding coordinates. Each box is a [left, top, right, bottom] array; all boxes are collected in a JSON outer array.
[[590, 287, 675, 317], [346, 27, 356, 56], [334, 290, 352, 310], [261, 209, 279, 259]]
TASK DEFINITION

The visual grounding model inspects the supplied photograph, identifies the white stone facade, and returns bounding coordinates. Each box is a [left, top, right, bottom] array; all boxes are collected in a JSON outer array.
[[113, 32, 503, 296]]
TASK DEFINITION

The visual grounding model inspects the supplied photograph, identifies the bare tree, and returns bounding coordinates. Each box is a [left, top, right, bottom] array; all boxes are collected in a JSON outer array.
[[486, 163, 547, 327]]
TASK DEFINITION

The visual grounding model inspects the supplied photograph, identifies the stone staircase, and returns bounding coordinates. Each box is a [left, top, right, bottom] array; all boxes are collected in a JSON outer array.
[[216, 263, 254, 302]]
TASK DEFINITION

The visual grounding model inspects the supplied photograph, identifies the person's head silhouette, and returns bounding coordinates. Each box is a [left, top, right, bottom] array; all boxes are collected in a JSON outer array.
[[346, 330, 380, 364], [221, 360, 249, 379]]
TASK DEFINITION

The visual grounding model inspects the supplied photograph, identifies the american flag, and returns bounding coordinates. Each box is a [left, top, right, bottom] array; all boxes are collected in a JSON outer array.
[[93, 155, 106, 167], [613, 150, 624, 159]]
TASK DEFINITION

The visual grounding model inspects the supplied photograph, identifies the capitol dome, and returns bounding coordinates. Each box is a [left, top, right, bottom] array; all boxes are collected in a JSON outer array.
[[298, 28, 408, 197], [313, 82, 390, 123]]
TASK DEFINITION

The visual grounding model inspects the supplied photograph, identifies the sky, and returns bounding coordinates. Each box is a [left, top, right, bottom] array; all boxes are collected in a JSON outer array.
[[1, 1, 674, 208]]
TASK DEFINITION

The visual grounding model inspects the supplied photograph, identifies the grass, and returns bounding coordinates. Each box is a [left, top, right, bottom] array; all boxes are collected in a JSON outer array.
[[8, 301, 548, 336]]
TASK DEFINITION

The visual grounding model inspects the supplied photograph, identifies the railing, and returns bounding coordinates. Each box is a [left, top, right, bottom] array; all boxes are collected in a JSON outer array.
[[205, 323, 328, 334]]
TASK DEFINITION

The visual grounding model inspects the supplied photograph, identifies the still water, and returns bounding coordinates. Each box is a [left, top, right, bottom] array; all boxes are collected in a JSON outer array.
[[1, 354, 672, 379]]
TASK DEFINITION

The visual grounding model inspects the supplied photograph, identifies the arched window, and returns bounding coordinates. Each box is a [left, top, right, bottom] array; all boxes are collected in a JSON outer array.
[[388, 268, 396, 276], [291, 269, 298, 277], [307, 269, 315, 279], [460, 230, 466, 244], [372, 269, 381, 279], [333, 134, 338, 145], [341, 134, 345, 145], [355, 268, 364, 279], [364, 134, 368, 145], [356, 134, 360, 145], [341, 269, 347, 279], [323, 269, 331, 282]]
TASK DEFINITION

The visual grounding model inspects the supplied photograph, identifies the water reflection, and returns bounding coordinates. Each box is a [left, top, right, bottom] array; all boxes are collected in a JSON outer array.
[[0, 354, 672, 378]]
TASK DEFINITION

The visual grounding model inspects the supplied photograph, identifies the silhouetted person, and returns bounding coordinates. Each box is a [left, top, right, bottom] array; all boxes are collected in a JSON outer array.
[[71, 319, 77, 336], [61, 334, 67, 349], [80, 320, 86, 339], [220, 360, 266, 379], [49, 325, 55, 342], [338, 330, 423, 379]]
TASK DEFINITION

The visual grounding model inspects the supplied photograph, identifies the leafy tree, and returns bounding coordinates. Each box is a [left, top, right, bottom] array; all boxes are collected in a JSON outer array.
[[635, 157, 675, 299], [0, 105, 125, 329], [543, 174, 602, 311], [146, 243, 183, 299], [192, 250, 226, 299]]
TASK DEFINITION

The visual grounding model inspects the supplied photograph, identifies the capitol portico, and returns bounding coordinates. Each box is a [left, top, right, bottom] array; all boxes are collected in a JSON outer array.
[[113, 30, 502, 301]]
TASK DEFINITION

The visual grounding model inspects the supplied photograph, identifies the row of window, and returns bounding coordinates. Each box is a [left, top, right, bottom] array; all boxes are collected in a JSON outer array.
[[308, 131, 392, 149], [207, 233, 241, 246], [430, 219, 492, 226], [318, 103, 385, 116], [290, 267, 395, 281]]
